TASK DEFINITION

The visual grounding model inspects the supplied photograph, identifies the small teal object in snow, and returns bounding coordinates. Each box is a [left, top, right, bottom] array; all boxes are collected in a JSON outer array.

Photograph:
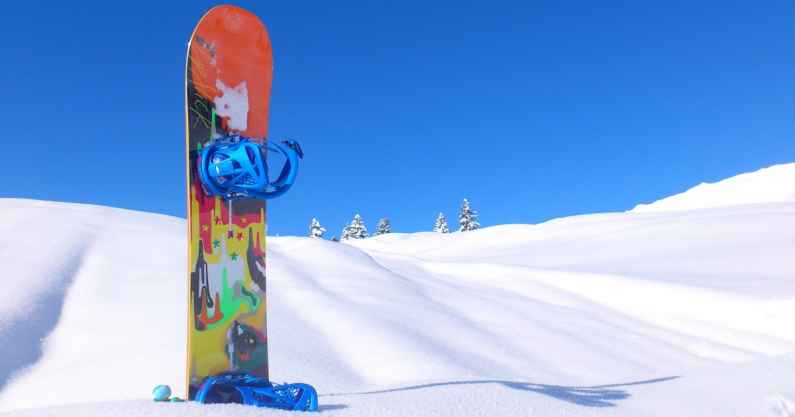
[[152, 385, 172, 401]]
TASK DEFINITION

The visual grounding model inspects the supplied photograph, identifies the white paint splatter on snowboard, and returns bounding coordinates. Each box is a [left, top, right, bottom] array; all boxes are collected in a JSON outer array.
[[214, 80, 249, 132]]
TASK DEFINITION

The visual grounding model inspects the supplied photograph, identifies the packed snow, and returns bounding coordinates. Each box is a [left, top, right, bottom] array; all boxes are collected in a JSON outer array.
[[1, 164, 794, 417]]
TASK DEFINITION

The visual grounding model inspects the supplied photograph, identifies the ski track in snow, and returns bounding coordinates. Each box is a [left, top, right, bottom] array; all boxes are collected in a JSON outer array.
[[1, 164, 795, 416]]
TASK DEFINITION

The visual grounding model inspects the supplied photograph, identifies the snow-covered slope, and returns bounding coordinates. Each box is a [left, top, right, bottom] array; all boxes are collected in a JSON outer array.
[[1, 165, 794, 417], [631, 163, 795, 212]]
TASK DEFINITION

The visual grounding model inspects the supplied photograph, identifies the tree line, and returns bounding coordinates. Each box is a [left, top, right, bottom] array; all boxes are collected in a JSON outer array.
[[308, 199, 480, 240]]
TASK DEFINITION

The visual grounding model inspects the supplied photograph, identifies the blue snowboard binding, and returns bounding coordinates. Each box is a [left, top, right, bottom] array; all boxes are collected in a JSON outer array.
[[198, 136, 302, 200], [195, 372, 318, 412]]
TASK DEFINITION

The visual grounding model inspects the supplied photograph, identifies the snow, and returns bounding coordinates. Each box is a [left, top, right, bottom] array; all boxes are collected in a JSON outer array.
[[1, 163, 795, 416], [631, 163, 795, 212]]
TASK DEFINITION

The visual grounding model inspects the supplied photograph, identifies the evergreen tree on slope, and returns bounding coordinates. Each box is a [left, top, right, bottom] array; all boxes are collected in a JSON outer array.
[[458, 199, 480, 232], [341, 214, 369, 240], [309, 218, 326, 239], [374, 218, 392, 236], [433, 212, 450, 233]]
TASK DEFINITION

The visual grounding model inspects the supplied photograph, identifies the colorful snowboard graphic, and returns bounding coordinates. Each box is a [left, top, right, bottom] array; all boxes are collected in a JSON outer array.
[[185, 5, 273, 399]]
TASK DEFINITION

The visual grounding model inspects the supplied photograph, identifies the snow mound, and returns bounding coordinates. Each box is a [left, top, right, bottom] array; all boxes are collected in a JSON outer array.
[[1, 179, 795, 417], [631, 163, 795, 212]]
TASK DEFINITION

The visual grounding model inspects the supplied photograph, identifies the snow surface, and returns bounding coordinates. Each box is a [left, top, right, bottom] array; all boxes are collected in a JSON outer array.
[[1, 164, 795, 416], [631, 163, 795, 212]]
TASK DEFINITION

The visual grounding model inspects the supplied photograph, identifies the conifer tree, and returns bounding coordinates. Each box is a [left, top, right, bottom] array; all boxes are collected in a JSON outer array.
[[341, 214, 369, 240], [458, 199, 480, 232], [433, 212, 450, 233], [309, 218, 326, 239], [374, 218, 392, 235]]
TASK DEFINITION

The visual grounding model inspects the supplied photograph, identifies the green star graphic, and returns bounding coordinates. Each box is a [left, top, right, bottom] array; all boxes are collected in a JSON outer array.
[[230, 252, 239, 261], [212, 239, 221, 248]]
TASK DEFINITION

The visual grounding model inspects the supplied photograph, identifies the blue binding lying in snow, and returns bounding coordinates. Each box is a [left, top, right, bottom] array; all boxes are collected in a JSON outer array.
[[195, 372, 318, 412]]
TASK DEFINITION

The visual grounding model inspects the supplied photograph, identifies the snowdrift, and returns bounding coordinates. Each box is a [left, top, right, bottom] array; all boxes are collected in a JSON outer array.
[[1, 164, 794, 417]]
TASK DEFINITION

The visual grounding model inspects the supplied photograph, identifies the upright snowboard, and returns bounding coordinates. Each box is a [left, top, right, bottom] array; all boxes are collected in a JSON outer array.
[[185, 5, 273, 399]]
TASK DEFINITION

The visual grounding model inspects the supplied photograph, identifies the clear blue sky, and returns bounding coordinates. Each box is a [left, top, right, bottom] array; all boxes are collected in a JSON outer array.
[[1, 1, 793, 236]]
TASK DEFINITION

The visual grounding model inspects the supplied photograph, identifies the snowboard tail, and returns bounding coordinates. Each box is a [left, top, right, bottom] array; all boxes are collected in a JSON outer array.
[[185, 5, 273, 399]]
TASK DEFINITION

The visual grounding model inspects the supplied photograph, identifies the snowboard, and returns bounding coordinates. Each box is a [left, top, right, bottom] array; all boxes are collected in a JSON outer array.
[[185, 5, 273, 399]]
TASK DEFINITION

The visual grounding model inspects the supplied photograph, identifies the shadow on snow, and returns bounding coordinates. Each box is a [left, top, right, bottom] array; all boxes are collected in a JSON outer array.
[[0, 245, 90, 393], [323, 376, 680, 408]]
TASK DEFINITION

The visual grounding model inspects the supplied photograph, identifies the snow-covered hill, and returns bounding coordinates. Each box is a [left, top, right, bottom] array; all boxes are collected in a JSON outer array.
[[632, 163, 795, 212], [1, 164, 795, 417]]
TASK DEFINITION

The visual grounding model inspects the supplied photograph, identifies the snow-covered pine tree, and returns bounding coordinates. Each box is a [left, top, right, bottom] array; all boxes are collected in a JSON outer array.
[[341, 214, 369, 240], [374, 218, 391, 235], [458, 198, 480, 232], [433, 212, 450, 233], [309, 218, 326, 239]]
